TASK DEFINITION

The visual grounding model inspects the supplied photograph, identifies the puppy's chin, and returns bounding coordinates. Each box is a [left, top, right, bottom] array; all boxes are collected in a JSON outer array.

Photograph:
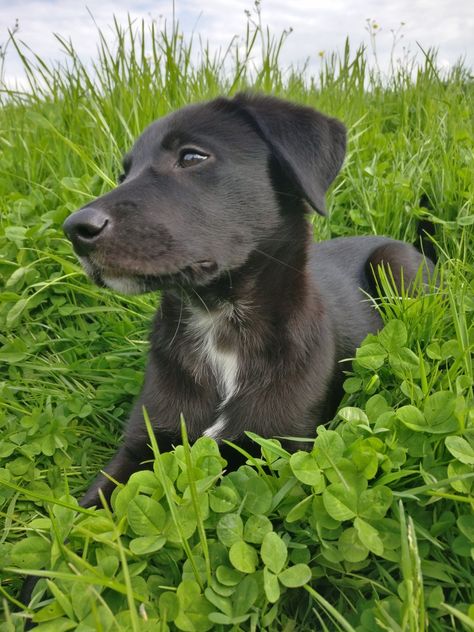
[[77, 256, 222, 295], [78, 257, 154, 295], [101, 276, 150, 295], [96, 271, 163, 295]]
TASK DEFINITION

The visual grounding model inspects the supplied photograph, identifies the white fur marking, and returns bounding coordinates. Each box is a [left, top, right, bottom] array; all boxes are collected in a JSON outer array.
[[190, 309, 239, 401], [77, 254, 144, 295], [188, 307, 240, 439], [203, 415, 228, 439], [78, 256, 94, 276], [102, 276, 144, 295], [212, 348, 239, 404]]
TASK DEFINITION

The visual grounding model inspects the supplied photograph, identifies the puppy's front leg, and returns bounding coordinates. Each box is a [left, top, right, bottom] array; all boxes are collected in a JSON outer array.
[[80, 355, 216, 508], [80, 445, 141, 508], [79, 425, 174, 508]]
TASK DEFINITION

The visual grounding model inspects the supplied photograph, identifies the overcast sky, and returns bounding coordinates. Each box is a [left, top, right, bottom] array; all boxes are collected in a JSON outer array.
[[1, 0, 473, 86]]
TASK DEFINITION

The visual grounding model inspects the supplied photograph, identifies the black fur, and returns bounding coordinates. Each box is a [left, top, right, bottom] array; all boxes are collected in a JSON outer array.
[[20, 94, 434, 619], [64, 93, 434, 506]]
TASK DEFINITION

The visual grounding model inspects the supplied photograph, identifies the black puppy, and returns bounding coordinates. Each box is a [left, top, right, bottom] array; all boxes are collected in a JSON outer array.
[[61, 94, 433, 508]]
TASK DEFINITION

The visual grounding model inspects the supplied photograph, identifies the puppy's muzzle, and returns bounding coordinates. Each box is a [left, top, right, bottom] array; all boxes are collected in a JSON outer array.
[[63, 207, 110, 256]]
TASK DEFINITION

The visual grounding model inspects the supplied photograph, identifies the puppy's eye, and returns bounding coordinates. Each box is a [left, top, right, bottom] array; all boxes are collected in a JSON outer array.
[[177, 150, 209, 168]]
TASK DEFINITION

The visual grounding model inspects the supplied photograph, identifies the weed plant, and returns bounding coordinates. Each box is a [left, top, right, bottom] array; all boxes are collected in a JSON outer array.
[[0, 11, 473, 632]]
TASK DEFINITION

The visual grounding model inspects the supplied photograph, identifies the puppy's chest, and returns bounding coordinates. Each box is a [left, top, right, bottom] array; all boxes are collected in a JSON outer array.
[[187, 309, 240, 404]]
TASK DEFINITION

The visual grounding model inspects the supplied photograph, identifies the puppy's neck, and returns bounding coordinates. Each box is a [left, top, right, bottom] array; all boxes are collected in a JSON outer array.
[[180, 218, 318, 350]]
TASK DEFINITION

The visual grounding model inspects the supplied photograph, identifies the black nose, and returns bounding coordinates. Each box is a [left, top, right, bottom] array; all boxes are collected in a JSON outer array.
[[63, 207, 110, 256]]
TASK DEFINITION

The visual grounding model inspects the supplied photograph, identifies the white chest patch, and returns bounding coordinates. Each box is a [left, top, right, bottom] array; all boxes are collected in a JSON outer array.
[[188, 307, 239, 439], [189, 309, 239, 402], [209, 347, 239, 404]]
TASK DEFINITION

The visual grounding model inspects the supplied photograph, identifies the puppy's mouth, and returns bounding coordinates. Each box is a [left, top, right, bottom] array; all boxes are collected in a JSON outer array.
[[79, 257, 219, 295]]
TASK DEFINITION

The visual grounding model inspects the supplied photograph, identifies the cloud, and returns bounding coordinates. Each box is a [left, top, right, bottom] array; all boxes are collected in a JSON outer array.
[[1, 0, 472, 84]]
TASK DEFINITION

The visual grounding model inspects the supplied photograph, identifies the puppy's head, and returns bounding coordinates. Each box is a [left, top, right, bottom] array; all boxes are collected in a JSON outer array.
[[63, 94, 346, 294]]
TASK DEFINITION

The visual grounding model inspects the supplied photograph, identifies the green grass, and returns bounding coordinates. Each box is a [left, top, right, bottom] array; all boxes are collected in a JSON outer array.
[[0, 11, 473, 632]]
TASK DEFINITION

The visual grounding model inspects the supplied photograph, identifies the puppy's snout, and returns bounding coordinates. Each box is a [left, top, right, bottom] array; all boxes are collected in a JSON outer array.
[[63, 207, 110, 256]]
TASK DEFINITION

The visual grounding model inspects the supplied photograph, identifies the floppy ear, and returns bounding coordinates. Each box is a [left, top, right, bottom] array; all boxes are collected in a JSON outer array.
[[232, 93, 346, 215]]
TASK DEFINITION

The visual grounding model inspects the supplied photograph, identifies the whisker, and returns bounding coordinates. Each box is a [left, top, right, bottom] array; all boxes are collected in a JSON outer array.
[[190, 286, 212, 317], [168, 289, 185, 348], [226, 268, 233, 290], [254, 248, 305, 275]]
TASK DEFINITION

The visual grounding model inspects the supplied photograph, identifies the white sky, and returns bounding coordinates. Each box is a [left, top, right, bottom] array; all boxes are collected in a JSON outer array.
[[1, 0, 473, 86]]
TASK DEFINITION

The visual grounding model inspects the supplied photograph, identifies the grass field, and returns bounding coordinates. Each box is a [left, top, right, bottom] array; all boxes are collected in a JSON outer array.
[[0, 13, 473, 632]]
